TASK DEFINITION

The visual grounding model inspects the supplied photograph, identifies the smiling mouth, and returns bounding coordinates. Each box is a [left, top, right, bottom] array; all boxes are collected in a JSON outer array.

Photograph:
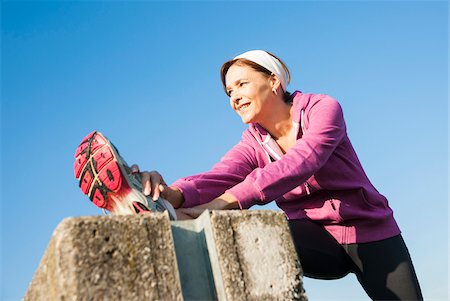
[[238, 103, 250, 112]]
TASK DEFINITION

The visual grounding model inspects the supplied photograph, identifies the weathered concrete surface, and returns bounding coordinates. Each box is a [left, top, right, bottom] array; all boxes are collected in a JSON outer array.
[[25, 210, 306, 301], [205, 210, 307, 301], [23, 213, 182, 301]]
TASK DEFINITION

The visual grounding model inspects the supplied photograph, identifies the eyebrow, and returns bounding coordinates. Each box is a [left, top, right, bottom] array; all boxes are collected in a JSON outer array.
[[226, 79, 246, 91]]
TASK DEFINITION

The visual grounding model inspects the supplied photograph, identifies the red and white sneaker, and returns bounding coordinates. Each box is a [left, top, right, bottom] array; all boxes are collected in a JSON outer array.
[[73, 131, 177, 220]]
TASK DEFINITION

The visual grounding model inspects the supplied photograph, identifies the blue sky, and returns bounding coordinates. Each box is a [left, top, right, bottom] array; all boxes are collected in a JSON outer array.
[[1, 1, 448, 300]]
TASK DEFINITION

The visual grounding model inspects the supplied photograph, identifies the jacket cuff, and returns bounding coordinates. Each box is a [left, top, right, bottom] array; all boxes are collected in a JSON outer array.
[[225, 180, 263, 209], [170, 179, 201, 208]]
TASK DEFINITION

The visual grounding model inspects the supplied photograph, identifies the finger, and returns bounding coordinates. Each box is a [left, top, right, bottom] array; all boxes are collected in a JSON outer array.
[[150, 172, 162, 201], [130, 164, 140, 174], [141, 172, 151, 196]]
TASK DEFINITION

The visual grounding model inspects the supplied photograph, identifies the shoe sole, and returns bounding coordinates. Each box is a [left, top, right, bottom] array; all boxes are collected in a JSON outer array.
[[73, 131, 175, 218]]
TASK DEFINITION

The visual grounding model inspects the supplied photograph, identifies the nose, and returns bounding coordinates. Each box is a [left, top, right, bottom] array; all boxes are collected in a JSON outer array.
[[230, 92, 241, 106]]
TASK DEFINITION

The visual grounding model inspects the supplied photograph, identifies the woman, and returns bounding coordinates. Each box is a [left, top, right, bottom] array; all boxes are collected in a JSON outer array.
[[137, 50, 423, 300]]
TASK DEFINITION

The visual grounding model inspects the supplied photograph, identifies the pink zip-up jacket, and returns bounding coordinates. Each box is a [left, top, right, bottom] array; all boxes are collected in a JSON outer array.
[[172, 91, 400, 244]]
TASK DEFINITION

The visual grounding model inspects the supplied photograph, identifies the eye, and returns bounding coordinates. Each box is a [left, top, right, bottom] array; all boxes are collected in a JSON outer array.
[[226, 89, 233, 96], [239, 81, 248, 87]]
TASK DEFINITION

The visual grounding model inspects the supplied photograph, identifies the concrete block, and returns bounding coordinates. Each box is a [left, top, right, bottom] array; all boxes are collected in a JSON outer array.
[[25, 210, 306, 301], [207, 210, 307, 301], [172, 210, 307, 301], [23, 213, 182, 301]]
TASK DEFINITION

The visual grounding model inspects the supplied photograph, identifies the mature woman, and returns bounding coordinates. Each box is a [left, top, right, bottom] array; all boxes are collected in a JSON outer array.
[[138, 50, 423, 300]]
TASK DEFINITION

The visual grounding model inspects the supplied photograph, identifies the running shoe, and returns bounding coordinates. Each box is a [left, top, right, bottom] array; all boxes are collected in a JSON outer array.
[[73, 131, 177, 220]]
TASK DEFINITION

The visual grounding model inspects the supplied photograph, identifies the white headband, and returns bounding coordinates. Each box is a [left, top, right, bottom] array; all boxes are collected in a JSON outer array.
[[234, 50, 289, 91]]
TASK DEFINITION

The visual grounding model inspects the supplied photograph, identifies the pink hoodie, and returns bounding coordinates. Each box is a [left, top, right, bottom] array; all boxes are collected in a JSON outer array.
[[172, 91, 400, 244]]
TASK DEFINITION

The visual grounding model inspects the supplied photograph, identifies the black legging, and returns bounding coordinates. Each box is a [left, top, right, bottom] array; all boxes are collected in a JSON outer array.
[[288, 220, 423, 301]]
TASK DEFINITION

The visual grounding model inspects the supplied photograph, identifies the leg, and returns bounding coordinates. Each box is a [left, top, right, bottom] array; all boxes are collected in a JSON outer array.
[[288, 219, 354, 279], [345, 235, 423, 300]]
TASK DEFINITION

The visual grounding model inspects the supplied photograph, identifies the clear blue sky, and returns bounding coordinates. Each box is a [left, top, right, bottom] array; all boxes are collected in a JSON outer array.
[[1, 1, 448, 300]]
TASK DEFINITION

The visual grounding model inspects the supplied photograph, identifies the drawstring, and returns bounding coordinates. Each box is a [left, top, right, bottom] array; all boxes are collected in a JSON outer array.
[[300, 109, 306, 135], [251, 109, 306, 162], [250, 130, 272, 163], [262, 135, 282, 161]]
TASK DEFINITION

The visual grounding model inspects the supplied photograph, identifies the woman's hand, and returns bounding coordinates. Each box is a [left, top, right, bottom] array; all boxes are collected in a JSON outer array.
[[178, 192, 240, 219], [131, 164, 184, 208]]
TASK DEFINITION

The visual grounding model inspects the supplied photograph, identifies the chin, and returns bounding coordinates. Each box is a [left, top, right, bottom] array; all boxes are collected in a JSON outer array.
[[236, 110, 256, 124], [239, 115, 254, 124]]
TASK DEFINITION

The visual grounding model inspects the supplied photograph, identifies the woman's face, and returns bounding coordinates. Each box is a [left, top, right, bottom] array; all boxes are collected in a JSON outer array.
[[225, 64, 275, 124]]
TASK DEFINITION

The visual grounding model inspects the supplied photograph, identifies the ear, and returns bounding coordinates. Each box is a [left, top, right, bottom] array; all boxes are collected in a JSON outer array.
[[269, 74, 281, 91]]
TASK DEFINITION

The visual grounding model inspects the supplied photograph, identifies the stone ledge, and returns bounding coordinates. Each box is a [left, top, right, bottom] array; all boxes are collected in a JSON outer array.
[[208, 211, 306, 301], [23, 213, 182, 301], [24, 211, 307, 301]]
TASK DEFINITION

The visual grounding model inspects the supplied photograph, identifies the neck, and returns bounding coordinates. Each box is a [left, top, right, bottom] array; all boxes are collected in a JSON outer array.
[[259, 98, 293, 139]]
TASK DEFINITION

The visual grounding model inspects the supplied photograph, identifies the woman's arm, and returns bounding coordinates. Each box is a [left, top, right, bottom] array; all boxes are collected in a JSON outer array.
[[137, 136, 258, 209], [178, 95, 347, 218], [226, 96, 347, 209], [177, 192, 239, 218], [171, 138, 258, 208]]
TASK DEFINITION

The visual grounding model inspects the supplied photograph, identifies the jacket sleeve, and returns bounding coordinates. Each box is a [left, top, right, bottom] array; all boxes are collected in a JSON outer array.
[[171, 136, 258, 208], [226, 95, 346, 209]]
